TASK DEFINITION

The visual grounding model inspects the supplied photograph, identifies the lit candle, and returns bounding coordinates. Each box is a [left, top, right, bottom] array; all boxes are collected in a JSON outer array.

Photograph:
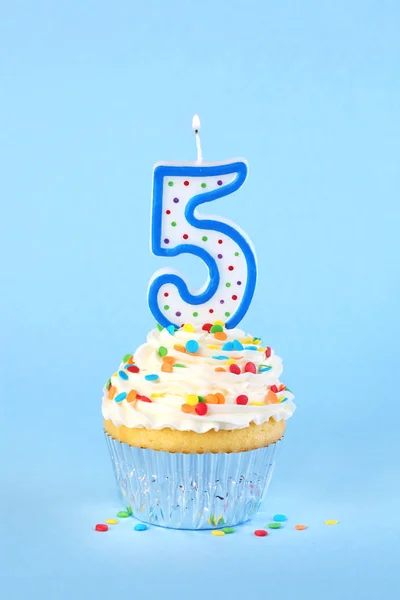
[[148, 116, 257, 329]]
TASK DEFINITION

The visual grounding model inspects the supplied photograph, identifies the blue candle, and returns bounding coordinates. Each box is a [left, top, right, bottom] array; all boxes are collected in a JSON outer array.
[[148, 116, 257, 329]]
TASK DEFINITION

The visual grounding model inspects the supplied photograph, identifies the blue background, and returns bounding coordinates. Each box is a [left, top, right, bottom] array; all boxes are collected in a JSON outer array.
[[1, 1, 399, 598]]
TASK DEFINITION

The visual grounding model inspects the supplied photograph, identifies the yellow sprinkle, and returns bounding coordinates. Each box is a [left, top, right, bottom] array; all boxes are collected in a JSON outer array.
[[212, 530, 225, 536], [257, 347, 266, 352], [150, 393, 162, 398], [253, 339, 262, 345], [217, 515, 224, 524], [186, 393, 199, 406], [207, 345, 220, 350], [113, 372, 118, 377], [105, 518, 118, 525], [250, 402, 265, 406], [213, 320, 225, 327], [325, 520, 339, 526], [225, 358, 236, 366], [240, 337, 253, 344], [182, 323, 195, 333]]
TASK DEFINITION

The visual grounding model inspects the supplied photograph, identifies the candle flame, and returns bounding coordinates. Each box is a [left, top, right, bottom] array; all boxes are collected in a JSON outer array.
[[192, 114, 201, 132]]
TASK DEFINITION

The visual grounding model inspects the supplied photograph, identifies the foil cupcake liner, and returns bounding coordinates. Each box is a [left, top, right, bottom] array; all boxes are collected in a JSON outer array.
[[105, 433, 281, 529]]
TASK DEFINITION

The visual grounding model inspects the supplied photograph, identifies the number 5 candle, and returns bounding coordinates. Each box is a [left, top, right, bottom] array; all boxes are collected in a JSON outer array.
[[148, 116, 257, 329]]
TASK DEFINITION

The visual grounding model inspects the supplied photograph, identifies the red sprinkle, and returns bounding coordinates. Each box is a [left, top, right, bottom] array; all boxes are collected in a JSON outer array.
[[270, 385, 278, 393], [195, 403, 208, 416], [95, 524, 108, 532], [236, 394, 248, 405], [232, 295, 238, 301], [136, 395, 151, 402], [279, 384, 286, 391], [127, 365, 140, 373], [218, 239, 223, 244], [183, 234, 189, 239], [254, 529, 268, 537], [244, 362, 257, 374], [209, 309, 214, 313], [166, 210, 171, 215], [184, 180, 190, 186], [202, 323, 213, 332], [228, 266, 234, 271], [265, 347, 272, 358], [229, 364, 241, 375]]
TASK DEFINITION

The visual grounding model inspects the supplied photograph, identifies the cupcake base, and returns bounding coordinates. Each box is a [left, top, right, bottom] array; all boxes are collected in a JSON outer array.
[[105, 433, 281, 529]]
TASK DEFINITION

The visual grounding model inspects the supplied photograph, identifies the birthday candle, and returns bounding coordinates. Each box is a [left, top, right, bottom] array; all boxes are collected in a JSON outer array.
[[148, 116, 257, 329]]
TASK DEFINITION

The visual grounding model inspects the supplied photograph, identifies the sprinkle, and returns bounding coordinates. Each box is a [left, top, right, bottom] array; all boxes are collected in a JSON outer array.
[[214, 331, 227, 341], [156, 323, 163, 331], [273, 514, 287, 522], [253, 338, 262, 344], [215, 367, 226, 372], [265, 391, 279, 404], [205, 394, 219, 404], [268, 522, 282, 529], [126, 506, 133, 515], [259, 365, 272, 373], [174, 344, 187, 353], [202, 323, 212, 332], [166, 325, 176, 335], [108, 385, 116, 399], [161, 362, 173, 373], [222, 341, 234, 351], [244, 362, 257, 374], [229, 364, 241, 375], [118, 370, 129, 380], [105, 519, 118, 525], [182, 323, 195, 332], [198, 396, 206, 402], [127, 365, 140, 373], [265, 347, 272, 358], [185, 339, 199, 353], [105, 379, 111, 390], [207, 345, 220, 350], [173, 363, 186, 368], [210, 324, 223, 333], [215, 392, 225, 404], [212, 530, 225, 536], [134, 523, 148, 531], [257, 347, 266, 352], [212, 355, 229, 360], [250, 401, 265, 406], [95, 524, 108, 532], [117, 511, 130, 518], [123, 354, 133, 363], [295, 524, 307, 530], [222, 527, 235, 534], [115, 392, 127, 403], [158, 346, 168, 357], [162, 355, 175, 363], [195, 402, 208, 416], [186, 394, 199, 406], [145, 374, 159, 381], [232, 339, 244, 351], [279, 397, 288, 403], [213, 320, 225, 326], [325, 520, 339, 526], [236, 394, 248, 405], [181, 403, 195, 414], [254, 529, 268, 537], [241, 337, 253, 343], [245, 345, 258, 350], [136, 394, 152, 402], [225, 358, 236, 366], [270, 385, 278, 393]]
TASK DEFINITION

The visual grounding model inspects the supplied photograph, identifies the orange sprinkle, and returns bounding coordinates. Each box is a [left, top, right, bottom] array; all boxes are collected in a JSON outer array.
[[215, 367, 226, 372], [295, 524, 307, 531], [174, 344, 187, 353], [214, 331, 228, 341], [127, 390, 137, 403], [181, 403, 195, 414], [127, 355, 135, 364], [205, 394, 219, 404], [162, 356, 175, 364], [265, 390, 279, 404], [161, 362, 173, 373], [215, 392, 226, 404], [108, 385, 116, 399]]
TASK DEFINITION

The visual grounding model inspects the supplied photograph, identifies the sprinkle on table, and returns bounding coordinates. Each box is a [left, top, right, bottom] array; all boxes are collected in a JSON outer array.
[[295, 524, 307, 530], [134, 523, 148, 531], [254, 529, 268, 537], [273, 514, 288, 522], [95, 524, 108, 532], [325, 520, 339, 526], [222, 527, 235, 534], [117, 511, 130, 518], [105, 519, 118, 525], [212, 530, 225, 536], [268, 522, 282, 529]]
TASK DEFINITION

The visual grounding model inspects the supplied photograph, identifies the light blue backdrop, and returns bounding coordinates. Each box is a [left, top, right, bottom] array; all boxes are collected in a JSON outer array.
[[1, 1, 399, 598]]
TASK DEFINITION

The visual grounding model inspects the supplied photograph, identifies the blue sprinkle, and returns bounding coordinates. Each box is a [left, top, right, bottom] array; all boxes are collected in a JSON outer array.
[[273, 514, 288, 522], [222, 342, 234, 351], [166, 325, 176, 335], [145, 374, 159, 381], [134, 523, 148, 531], [185, 339, 199, 353], [245, 345, 258, 350], [280, 397, 288, 403], [259, 366, 272, 373], [212, 355, 229, 360], [115, 392, 127, 402], [118, 370, 129, 380], [232, 339, 244, 351]]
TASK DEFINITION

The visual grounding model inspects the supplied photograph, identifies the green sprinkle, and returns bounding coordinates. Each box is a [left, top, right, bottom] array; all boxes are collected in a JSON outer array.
[[234, 251, 239, 256], [222, 527, 235, 534], [158, 346, 168, 357], [198, 396, 206, 403], [226, 282, 231, 288], [225, 312, 231, 317], [193, 311, 198, 317], [201, 183, 207, 188], [126, 506, 133, 515], [171, 221, 177, 227], [156, 323, 164, 331], [164, 305, 170, 310], [105, 379, 111, 390], [173, 363, 186, 368], [268, 522, 282, 529], [168, 181, 174, 187], [123, 353, 132, 363], [202, 236, 208, 242], [210, 324, 223, 333], [117, 511, 130, 518]]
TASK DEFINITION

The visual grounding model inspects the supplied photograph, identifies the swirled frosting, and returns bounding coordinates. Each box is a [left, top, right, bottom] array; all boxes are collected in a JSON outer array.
[[102, 323, 295, 433]]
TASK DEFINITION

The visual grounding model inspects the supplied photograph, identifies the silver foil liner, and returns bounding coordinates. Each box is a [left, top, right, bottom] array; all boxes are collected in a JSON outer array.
[[105, 433, 281, 530]]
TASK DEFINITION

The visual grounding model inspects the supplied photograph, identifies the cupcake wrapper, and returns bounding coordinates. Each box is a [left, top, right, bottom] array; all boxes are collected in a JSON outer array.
[[105, 433, 281, 530]]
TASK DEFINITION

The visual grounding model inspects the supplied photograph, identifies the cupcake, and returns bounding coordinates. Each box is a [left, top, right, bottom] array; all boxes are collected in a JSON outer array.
[[103, 321, 295, 529]]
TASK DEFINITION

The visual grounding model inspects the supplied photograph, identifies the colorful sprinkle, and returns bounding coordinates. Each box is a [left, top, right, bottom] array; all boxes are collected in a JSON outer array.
[[123, 354, 133, 363], [161, 362, 173, 373], [212, 530, 225, 536], [193, 311, 198, 317], [118, 370, 129, 380], [273, 514, 287, 522], [166, 325, 175, 335], [136, 395, 152, 402], [127, 390, 137, 402], [182, 323, 195, 333], [268, 522, 282, 529], [173, 363, 186, 368], [265, 347, 272, 358], [145, 374, 159, 381], [105, 519, 118, 525], [202, 236, 208, 242], [325, 520, 339, 526], [244, 362, 257, 374], [168, 181, 174, 186], [212, 355, 229, 360], [215, 392, 226, 404], [245, 345, 258, 350], [185, 339, 199, 353], [232, 339, 244, 351], [134, 523, 148, 531], [115, 392, 127, 403], [195, 402, 208, 416], [259, 365, 272, 373], [186, 394, 199, 406], [295, 524, 307, 530], [158, 346, 168, 357], [210, 324, 223, 333], [127, 365, 140, 373], [254, 529, 268, 537], [181, 403, 195, 414], [117, 511, 130, 518], [222, 527, 235, 534], [205, 394, 219, 404], [229, 364, 241, 375], [236, 394, 248, 405], [105, 379, 111, 390], [108, 385, 116, 399], [164, 304, 170, 309], [156, 323, 163, 331], [222, 342, 234, 351], [270, 385, 278, 393], [202, 323, 212, 332], [214, 331, 228, 341], [95, 524, 108, 532]]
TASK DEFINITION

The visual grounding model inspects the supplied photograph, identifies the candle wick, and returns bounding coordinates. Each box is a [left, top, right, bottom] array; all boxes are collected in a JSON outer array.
[[192, 114, 203, 163]]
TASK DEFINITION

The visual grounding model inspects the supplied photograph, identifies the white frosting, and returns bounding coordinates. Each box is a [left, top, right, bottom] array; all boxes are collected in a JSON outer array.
[[102, 325, 295, 433]]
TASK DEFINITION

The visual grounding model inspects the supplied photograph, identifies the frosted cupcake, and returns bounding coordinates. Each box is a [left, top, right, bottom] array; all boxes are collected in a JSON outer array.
[[103, 321, 295, 529]]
